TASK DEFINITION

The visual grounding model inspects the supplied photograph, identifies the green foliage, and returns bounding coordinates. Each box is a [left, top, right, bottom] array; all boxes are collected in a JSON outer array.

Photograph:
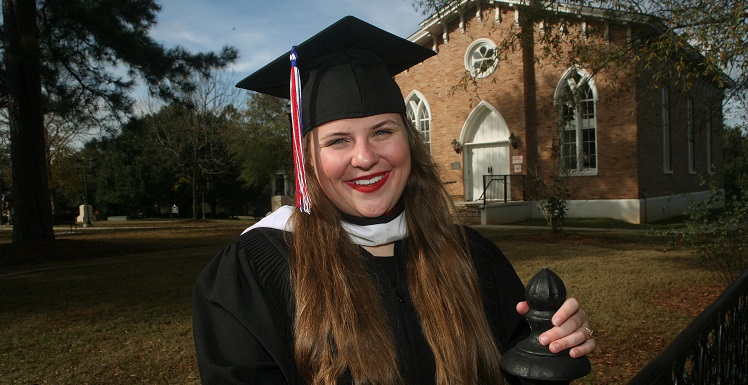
[[724, 125, 748, 199], [85, 113, 264, 218], [69, 73, 289, 219], [1, 0, 240, 141], [676, 185, 747, 285], [0, 0, 239, 124], [529, 170, 570, 232], [145, 70, 241, 219], [667, 125, 748, 284], [410, 0, 456, 16], [536, 184, 570, 232], [49, 150, 89, 215], [228, 93, 293, 189], [89, 118, 180, 217], [528, 137, 572, 232], [646, 0, 747, 121]]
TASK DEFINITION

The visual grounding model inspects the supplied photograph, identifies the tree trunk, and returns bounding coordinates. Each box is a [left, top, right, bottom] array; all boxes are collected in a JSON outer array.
[[192, 165, 199, 220], [520, 3, 538, 169], [3, 0, 55, 243]]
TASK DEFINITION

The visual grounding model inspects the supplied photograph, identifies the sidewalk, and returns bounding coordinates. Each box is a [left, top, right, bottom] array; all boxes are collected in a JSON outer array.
[[473, 223, 671, 234]]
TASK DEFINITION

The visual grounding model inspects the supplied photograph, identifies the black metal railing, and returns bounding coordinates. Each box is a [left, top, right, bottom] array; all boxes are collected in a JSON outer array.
[[479, 174, 526, 209], [628, 268, 748, 385], [480, 174, 509, 208]]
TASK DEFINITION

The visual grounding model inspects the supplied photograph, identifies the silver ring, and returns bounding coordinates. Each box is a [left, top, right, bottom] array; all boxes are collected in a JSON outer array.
[[582, 326, 594, 339]]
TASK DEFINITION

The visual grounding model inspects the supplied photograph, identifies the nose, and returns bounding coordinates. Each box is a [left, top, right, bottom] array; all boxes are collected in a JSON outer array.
[[350, 141, 378, 169]]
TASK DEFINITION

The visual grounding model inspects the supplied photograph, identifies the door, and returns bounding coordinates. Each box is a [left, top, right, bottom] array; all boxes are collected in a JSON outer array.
[[462, 102, 512, 201], [467, 144, 509, 201]]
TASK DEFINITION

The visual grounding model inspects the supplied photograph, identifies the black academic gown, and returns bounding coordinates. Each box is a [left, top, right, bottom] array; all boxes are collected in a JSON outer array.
[[192, 226, 530, 385]]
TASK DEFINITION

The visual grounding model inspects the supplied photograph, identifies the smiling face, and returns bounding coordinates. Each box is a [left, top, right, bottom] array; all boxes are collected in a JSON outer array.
[[309, 113, 411, 218]]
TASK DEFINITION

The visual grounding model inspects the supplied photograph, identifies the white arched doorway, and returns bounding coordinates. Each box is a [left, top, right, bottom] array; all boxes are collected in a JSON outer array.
[[460, 102, 512, 201]]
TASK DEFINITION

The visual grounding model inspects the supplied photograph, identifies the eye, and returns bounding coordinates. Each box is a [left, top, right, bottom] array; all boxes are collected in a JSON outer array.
[[373, 128, 393, 137], [325, 137, 348, 147]]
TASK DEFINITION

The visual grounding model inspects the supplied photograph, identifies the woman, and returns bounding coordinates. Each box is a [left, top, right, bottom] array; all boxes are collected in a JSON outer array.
[[193, 16, 596, 385]]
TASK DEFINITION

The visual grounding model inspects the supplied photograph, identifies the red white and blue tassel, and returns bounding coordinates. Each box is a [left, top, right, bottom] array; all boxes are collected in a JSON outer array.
[[290, 46, 312, 213]]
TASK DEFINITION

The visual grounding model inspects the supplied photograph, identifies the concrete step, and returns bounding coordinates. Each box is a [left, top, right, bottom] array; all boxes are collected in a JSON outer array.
[[452, 203, 482, 225]]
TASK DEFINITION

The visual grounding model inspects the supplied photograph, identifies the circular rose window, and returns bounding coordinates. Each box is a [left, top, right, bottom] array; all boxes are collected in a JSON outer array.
[[465, 38, 498, 78]]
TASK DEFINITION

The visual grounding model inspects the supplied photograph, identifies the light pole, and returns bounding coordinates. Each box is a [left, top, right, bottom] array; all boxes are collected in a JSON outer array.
[[75, 158, 94, 227]]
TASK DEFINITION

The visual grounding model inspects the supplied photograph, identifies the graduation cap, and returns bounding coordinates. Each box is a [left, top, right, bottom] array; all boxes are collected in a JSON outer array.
[[236, 15, 435, 134], [236, 15, 435, 213]]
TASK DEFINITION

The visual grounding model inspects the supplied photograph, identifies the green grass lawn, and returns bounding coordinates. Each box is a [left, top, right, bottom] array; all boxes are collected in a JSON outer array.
[[0, 221, 722, 384]]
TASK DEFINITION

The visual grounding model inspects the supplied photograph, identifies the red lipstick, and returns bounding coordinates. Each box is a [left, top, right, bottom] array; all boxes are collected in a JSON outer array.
[[346, 171, 390, 193]]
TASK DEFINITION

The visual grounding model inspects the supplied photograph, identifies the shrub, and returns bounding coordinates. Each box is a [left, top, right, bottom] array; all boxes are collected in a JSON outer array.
[[676, 185, 747, 284]]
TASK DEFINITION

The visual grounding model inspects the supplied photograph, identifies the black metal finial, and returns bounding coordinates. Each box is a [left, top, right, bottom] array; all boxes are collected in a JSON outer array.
[[500, 268, 591, 385]]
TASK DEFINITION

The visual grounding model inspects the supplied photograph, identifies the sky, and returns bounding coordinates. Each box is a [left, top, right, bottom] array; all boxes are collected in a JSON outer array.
[[149, 0, 429, 84]]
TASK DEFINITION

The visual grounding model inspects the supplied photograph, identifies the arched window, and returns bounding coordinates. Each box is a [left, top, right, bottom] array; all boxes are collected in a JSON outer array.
[[556, 67, 598, 174], [405, 91, 431, 152]]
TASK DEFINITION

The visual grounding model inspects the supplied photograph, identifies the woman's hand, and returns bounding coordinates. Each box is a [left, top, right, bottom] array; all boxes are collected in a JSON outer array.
[[516, 298, 596, 358]]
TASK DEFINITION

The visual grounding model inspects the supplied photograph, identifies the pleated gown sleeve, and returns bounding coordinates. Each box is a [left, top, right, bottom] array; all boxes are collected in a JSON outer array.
[[192, 228, 297, 385], [463, 226, 531, 353]]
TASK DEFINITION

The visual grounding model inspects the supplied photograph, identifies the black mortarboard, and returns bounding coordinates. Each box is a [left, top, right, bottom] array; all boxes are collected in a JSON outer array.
[[236, 15, 436, 135]]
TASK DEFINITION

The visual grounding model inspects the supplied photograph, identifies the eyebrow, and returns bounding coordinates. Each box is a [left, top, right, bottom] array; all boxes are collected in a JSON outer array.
[[370, 119, 400, 129], [317, 130, 349, 142]]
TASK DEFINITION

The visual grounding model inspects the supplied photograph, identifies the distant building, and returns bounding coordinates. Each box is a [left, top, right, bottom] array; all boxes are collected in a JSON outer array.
[[395, 0, 726, 224]]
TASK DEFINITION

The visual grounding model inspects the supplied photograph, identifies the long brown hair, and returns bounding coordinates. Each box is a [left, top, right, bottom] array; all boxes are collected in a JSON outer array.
[[289, 115, 503, 385]]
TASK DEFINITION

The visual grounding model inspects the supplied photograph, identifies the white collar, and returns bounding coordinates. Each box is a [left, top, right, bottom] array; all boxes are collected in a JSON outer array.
[[242, 205, 408, 247]]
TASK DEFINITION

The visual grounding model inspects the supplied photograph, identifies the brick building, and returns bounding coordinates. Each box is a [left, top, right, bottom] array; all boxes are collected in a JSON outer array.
[[394, 0, 726, 224]]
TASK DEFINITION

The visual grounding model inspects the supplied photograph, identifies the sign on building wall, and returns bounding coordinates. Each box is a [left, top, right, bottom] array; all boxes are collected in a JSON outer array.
[[512, 155, 524, 173]]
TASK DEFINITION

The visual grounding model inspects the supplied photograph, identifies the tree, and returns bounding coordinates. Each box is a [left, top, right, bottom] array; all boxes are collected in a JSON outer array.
[[228, 93, 293, 191], [0, 128, 8, 194], [200, 158, 267, 218], [527, 136, 575, 231], [87, 114, 262, 219], [47, 143, 82, 215], [2, 0, 52, 242], [724, 125, 748, 200], [89, 117, 179, 218], [642, 0, 747, 124], [675, 183, 747, 284], [147, 70, 240, 220], [676, 124, 748, 283], [0, 0, 238, 243]]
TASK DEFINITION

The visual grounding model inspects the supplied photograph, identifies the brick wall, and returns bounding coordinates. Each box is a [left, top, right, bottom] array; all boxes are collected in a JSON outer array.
[[637, 73, 725, 198], [397, 6, 527, 200], [396, 2, 724, 203]]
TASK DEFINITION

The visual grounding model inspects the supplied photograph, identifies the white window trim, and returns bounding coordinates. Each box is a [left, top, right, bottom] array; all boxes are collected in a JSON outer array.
[[464, 38, 498, 78], [570, 106, 599, 177], [706, 109, 713, 174], [405, 90, 432, 152], [662, 86, 673, 174], [556, 67, 599, 176], [687, 97, 695, 174]]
